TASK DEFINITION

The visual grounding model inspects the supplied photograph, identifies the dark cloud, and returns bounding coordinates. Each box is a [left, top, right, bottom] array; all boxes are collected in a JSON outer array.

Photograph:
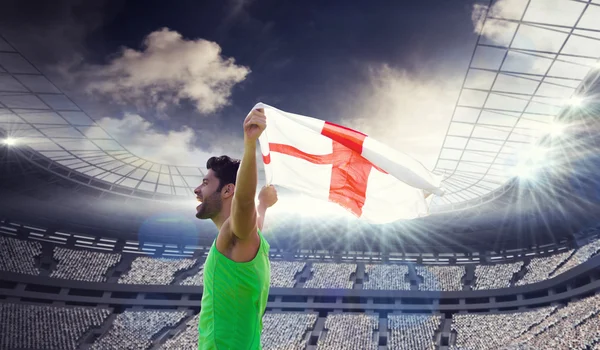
[[0, 0, 123, 67]]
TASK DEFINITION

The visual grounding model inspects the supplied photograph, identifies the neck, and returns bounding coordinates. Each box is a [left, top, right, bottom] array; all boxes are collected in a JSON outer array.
[[211, 203, 231, 231]]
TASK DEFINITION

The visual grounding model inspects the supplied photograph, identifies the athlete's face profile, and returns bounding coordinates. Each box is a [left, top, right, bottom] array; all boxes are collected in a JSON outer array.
[[194, 170, 224, 220]]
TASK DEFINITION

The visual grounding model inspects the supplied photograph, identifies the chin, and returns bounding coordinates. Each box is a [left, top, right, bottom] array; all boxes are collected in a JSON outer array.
[[195, 210, 211, 220]]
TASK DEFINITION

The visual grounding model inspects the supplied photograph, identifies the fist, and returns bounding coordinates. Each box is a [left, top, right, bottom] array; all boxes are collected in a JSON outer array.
[[258, 185, 278, 208], [244, 108, 266, 143]]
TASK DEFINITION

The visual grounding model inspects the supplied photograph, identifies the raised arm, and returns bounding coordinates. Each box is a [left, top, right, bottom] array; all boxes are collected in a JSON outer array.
[[257, 185, 278, 231], [230, 109, 266, 240]]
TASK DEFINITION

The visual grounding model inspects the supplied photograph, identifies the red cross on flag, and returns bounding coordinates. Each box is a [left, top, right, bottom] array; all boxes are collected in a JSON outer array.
[[255, 103, 445, 223]]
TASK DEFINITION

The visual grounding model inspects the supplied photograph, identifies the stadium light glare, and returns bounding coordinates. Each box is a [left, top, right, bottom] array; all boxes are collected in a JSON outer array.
[[566, 96, 584, 107], [512, 145, 549, 179], [3, 137, 16, 146], [512, 163, 536, 180], [548, 122, 566, 137], [524, 146, 548, 164]]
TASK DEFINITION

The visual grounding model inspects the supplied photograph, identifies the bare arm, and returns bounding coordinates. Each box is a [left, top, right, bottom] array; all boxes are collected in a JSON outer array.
[[257, 203, 268, 231], [257, 185, 278, 231], [231, 142, 259, 240], [230, 109, 265, 240]]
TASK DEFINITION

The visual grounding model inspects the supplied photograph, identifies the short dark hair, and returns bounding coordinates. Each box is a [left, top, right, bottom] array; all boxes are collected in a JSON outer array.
[[206, 155, 241, 192]]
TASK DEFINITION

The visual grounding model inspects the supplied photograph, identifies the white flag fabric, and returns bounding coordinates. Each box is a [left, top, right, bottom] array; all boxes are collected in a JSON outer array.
[[254, 102, 444, 223]]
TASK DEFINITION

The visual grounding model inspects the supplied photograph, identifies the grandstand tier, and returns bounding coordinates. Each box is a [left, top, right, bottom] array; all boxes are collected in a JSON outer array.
[[2, 230, 600, 294], [2, 294, 600, 350], [1, 227, 600, 349]]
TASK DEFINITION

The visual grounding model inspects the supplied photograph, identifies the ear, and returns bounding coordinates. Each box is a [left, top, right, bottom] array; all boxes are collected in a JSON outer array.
[[221, 184, 235, 199]]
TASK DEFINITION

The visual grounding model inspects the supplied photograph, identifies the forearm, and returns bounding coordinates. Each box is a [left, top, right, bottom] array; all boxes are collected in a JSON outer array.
[[257, 203, 267, 217], [257, 203, 268, 231], [234, 141, 259, 205]]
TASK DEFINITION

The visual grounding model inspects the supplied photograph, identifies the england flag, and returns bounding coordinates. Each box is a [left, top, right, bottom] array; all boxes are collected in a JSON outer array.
[[255, 102, 445, 223]]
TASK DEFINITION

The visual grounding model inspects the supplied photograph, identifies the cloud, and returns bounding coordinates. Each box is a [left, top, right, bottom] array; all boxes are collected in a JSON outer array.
[[471, 0, 528, 39], [90, 113, 245, 166], [72, 28, 250, 114], [471, 0, 589, 53], [224, 0, 255, 22], [338, 64, 460, 170]]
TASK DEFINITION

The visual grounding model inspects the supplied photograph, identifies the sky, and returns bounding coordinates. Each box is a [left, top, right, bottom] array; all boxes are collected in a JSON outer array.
[[0, 0, 480, 169]]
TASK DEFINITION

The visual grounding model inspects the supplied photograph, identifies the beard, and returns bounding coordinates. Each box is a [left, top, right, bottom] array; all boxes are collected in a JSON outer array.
[[195, 191, 222, 220]]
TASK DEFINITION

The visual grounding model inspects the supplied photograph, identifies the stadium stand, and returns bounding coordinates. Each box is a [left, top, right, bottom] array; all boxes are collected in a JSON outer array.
[[50, 246, 121, 282], [473, 261, 523, 290], [0, 236, 41, 275], [179, 266, 204, 286], [118, 257, 197, 285], [270, 261, 305, 288], [160, 314, 200, 350], [551, 239, 600, 277], [304, 263, 356, 289], [2, 231, 600, 349], [3, 231, 600, 293], [506, 294, 600, 349], [388, 314, 441, 350], [3, 231, 600, 349], [363, 264, 411, 290], [516, 250, 573, 286], [261, 313, 318, 350], [451, 306, 557, 350], [0, 303, 110, 350], [91, 310, 187, 350], [317, 313, 379, 350], [416, 265, 465, 291]]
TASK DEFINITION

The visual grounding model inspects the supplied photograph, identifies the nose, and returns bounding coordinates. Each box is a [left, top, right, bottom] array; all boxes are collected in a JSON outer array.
[[194, 186, 201, 196]]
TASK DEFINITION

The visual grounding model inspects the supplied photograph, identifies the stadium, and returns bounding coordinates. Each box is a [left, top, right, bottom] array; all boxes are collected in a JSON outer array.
[[2, 0, 600, 349]]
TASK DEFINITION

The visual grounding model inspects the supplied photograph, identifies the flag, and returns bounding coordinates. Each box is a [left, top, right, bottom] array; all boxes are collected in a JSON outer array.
[[255, 102, 444, 223]]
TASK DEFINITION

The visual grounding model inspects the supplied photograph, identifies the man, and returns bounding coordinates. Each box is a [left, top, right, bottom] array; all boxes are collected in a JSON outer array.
[[195, 108, 277, 349]]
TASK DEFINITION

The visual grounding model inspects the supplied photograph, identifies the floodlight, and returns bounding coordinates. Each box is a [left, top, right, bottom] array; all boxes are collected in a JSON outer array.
[[524, 146, 547, 163], [2, 137, 16, 146], [512, 145, 548, 180], [566, 96, 584, 107], [548, 122, 566, 137], [512, 163, 535, 179]]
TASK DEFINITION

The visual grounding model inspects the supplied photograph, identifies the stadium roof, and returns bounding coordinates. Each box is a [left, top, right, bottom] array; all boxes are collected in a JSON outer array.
[[0, 35, 213, 198], [430, 0, 600, 210], [1, 0, 600, 213]]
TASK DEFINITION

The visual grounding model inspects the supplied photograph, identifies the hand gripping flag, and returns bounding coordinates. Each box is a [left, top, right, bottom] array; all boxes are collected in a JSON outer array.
[[255, 102, 445, 224]]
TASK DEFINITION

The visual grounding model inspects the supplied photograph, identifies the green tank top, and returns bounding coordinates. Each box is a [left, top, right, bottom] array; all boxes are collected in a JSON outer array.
[[198, 229, 271, 350]]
